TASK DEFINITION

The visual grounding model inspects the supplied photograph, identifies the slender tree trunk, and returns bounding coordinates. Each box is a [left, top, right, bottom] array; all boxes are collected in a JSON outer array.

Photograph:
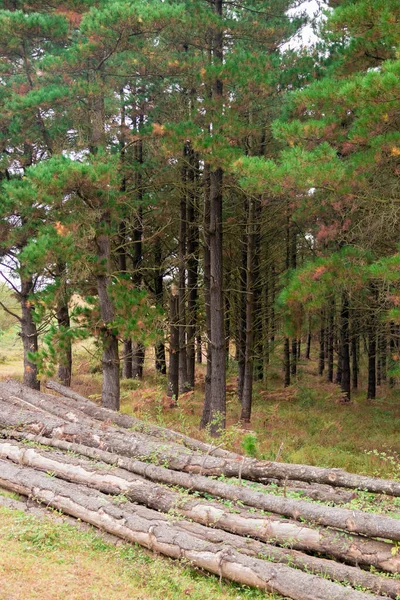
[[186, 147, 199, 390], [351, 315, 358, 390], [241, 197, 255, 423], [290, 227, 297, 377], [209, 166, 226, 434], [207, 0, 226, 435], [283, 213, 291, 387], [118, 222, 133, 381], [20, 277, 40, 390], [118, 98, 132, 381], [178, 146, 188, 391], [327, 305, 334, 383], [167, 290, 179, 404], [201, 165, 212, 428], [377, 327, 387, 385], [253, 199, 263, 381], [367, 321, 376, 400], [262, 267, 270, 376], [55, 263, 72, 387], [340, 293, 351, 401], [291, 339, 298, 376], [305, 329, 311, 360], [154, 239, 166, 375], [132, 131, 144, 381], [91, 75, 119, 410], [283, 338, 291, 387], [225, 267, 231, 367], [270, 265, 276, 345], [237, 225, 247, 401], [196, 336, 202, 363], [318, 323, 325, 376]]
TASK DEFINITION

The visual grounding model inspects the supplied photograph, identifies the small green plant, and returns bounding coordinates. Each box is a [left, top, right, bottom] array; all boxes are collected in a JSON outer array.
[[241, 433, 258, 458]]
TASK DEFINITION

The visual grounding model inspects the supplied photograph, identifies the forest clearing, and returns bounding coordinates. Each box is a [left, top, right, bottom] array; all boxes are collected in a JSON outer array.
[[0, 0, 399, 598]]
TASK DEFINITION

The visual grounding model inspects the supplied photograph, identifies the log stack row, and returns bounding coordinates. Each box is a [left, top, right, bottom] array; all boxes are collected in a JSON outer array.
[[0, 379, 399, 600]]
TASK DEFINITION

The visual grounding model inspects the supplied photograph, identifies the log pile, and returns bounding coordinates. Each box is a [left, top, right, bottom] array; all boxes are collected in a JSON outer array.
[[0, 379, 399, 600]]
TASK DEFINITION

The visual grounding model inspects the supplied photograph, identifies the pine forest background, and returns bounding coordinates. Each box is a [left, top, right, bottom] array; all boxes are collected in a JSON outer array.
[[0, 0, 399, 464]]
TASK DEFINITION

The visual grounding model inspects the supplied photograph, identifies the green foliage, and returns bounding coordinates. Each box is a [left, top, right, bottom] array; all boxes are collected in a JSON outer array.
[[241, 433, 258, 458]]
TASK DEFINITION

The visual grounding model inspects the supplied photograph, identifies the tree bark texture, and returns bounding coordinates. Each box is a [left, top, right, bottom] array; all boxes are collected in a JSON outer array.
[[20, 276, 40, 390], [167, 292, 179, 402], [0, 460, 391, 600], [2, 440, 399, 576]]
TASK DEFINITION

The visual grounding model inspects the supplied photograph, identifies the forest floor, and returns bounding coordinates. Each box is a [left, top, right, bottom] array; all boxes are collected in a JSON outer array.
[[1, 326, 400, 599]]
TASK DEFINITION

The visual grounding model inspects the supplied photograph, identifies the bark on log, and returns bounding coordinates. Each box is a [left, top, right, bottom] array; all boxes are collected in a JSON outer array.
[[1, 470, 398, 599], [42, 380, 236, 458], [40, 382, 400, 497], [0, 459, 388, 600], [1, 407, 400, 543], [2, 440, 398, 574], [2, 382, 357, 504]]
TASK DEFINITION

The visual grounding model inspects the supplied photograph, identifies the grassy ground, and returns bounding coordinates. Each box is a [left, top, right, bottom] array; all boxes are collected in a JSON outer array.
[[1, 334, 400, 598], [69, 347, 400, 480], [0, 505, 278, 600]]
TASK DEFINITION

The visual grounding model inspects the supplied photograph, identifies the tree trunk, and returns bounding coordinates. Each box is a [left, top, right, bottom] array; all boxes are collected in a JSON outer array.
[[340, 293, 351, 401], [283, 338, 291, 387], [154, 239, 166, 375], [132, 343, 144, 379], [96, 215, 120, 410], [196, 335, 202, 363], [178, 146, 188, 392], [20, 276, 40, 390], [186, 146, 199, 390], [167, 291, 179, 403], [207, 0, 226, 436], [367, 321, 376, 400], [201, 165, 212, 428], [305, 329, 311, 360], [55, 263, 72, 387], [252, 199, 263, 381], [132, 125, 144, 381], [351, 314, 358, 390], [378, 326, 387, 384], [327, 305, 334, 383], [237, 225, 247, 401], [241, 196, 255, 423], [91, 76, 119, 410], [318, 324, 325, 376]]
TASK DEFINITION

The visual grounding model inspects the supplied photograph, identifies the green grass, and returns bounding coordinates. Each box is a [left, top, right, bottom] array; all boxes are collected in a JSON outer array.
[[0, 507, 281, 600]]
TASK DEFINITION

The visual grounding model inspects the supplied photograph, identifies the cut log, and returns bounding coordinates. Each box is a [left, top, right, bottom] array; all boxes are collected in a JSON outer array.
[[8, 380, 400, 498], [2, 381, 354, 505], [44, 379, 237, 458], [0, 459, 389, 600], [1, 482, 398, 599], [1, 406, 399, 542], [261, 479, 357, 504], [2, 440, 398, 574]]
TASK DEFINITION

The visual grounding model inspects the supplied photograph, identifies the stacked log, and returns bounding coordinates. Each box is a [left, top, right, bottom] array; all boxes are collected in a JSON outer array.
[[0, 380, 399, 600]]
